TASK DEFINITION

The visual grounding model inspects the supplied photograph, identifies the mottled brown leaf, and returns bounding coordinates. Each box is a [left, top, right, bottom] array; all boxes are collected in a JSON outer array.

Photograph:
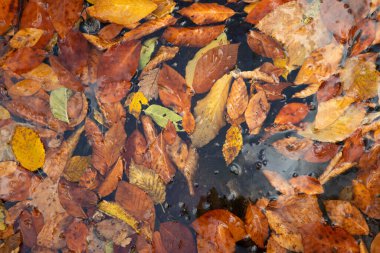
[[245, 203, 268, 248], [98, 157, 124, 197], [245, 90, 270, 135], [19, 208, 44, 249], [4, 48, 46, 74], [247, 30, 285, 59], [65, 220, 89, 252], [289, 176, 324, 195], [0, 0, 19, 35], [49, 55, 84, 92], [226, 77, 248, 123], [316, 75, 343, 103], [178, 3, 234, 25], [274, 103, 309, 125], [303, 142, 340, 163], [160, 221, 196, 253], [246, 0, 292, 25]]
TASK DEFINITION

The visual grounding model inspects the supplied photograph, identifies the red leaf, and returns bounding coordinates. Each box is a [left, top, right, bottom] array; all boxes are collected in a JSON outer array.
[[274, 103, 309, 125], [303, 142, 340, 163], [160, 221, 196, 253], [246, 0, 292, 25], [19, 208, 44, 248]]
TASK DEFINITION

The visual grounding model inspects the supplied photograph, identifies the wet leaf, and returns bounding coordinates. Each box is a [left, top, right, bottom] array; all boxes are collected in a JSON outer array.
[[222, 125, 243, 165], [342, 129, 364, 163], [8, 79, 41, 97], [98, 23, 124, 41], [9, 28, 44, 48], [151, 0, 176, 18], [98, 157, 124, 197], [300, 222, 359, 253], [195, 222, 235, 253], [289, 176, 324, 195], [262, 170, 294, 195], [324, 200, 369, 235], [87, 0, 157, 27], [19, 208, 44, 248], [0, 0, 19, 35], [144, 104, 183, 131], [50, 87, 71, 123], [22, 63, 62, 91], [138, 68, 160, 101], [246, 0, 292, 25], [65, 221, 88, 252], [245, 90, 270, 135], [267, 235, 287, 253], [162, 25, 225, 47], [96, 219, 134, 247], [191, 74, 232, 147], [372, 233, 380, 253], [272, 137, 313, 160], [350, 18, 376, 56], [98, 201, 140, 232], [247, 30, 285, 59], [129, 92, 149, 119], [274, 103, 309, 125], [122, 129, 148, 167], [49, 55, 84, 92], [160, 221, 196, 253], [128, 160, 166, 204], [143, 46, 179, 73], [226, 77, 249, 123], [178, 3, 234, 25], [82, 33, 118, 50], [316, 75, 342, 103], [4, 47, 46, 74], [245, 202, 268, 248], [352, 180, 380, 219], [139, 37, 158, 70], [11, 126, 45, 171]]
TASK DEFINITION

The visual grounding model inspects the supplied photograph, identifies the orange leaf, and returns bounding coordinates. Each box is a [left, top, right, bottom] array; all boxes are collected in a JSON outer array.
[[8, 79, 41, 97], [160, 222, 196, 253], [316, 75, 343, 103], [245, 203, 268, 248], [245, 90, 270, 135], [4, 48, 46, 74], [143, 46, 179, 73], [246, 0, 292, 25], [289, 176, 324, 195], [122, 129, 149, 168], [0, 0, 19, 35], [98, 24, 124, 41], [222, 125, 243, 165], [303, 142, 340, 163], [226, 77, 248, 123], [262, 170, 294, 195], [97, 157, 124, 197], [49, 55, 84, 92], [267, 236, 286, 253], [274, 103, 309, 125], [372, 233, 380, 253], [162, 25, 225, 47], [342, 129, 364, 163], [65, 220, 89, 252], [247, 30, 285, 59], [97, 80, 131, 103], [178, 3, 234, 25]]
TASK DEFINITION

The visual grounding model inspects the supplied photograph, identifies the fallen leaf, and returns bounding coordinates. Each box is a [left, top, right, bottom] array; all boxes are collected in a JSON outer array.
[[256, 82, 291, 101], [195, 221, 235, 253], [0, 0, 19, 35], [138, 68, 160, 101], [274, 103, 309, 125], [4, 47, 46, 74], [87, 0, 157, 27], [128, 160, 166, 204], [246, 0, 292, 25], [226, 77, 249, 123], [143, 46, 179, 73], [371, 233, 380, 253], [97, 100, 126, 127], [98, 23, 124, 41], [153, 231, 167, 253], [144, 104, 183, 131], [266, 235, 287, 253], [303, 142, 340, 163], [222, 125, 243, 165], [262, 170, 294, 195], [8, 79, 41, 97], [67, 92, 88, 127], [316, 75, 343, 103], [50, 87, 71, 123], [129, 91, 149, 119], [300, 222, 359, 253], [289, 176, 324, 195], [122, 129, 148, 168], [151, 0, 176, 18], [139, 37, 158, 70], [98, 157, 124, 197], [247, 30, 285, 59], [178, 3, 234, 25], [9, 28, 44, 48], [352, 180, 380, 219], [272, 137, 313, 160], [22, 63, 62, 91], [65, 221, 89, 252], [79, 167, 100, 190], [245, 202, 268, 248], [245, 90, 270, 135], [191, 74, 232, 147], [350, 18, 376, 56], [95, 219, 134, 247], [162, 25, 225, 47], [19, 208, 44, 248], [82, 33, 118, 50], [160, 221, 196, 253], [342, 129, 365, 163], [49, 55, 84, 92]]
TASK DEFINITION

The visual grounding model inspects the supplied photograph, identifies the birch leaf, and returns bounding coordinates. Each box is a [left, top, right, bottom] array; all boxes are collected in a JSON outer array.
[[144, 104, 183, 131], [50, 87, 72, 123], [191, 74, 232, 148], [222, 125, 243, 165]]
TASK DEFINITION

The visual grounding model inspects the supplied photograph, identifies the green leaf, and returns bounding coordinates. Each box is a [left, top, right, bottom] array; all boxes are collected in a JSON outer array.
[[50, 87, 71, 123], [144, 104, 183, 131], [138, 37, 158, 70]]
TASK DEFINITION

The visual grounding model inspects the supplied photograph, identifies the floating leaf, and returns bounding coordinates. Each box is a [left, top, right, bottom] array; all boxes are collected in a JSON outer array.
[[138, 68, 160, 101], [139, 37, 158, 70], [143, 45, 179, 73], [178, 3, 234, 25], [151, 0, 176, 18], [262, 170, 294, 195], [9, 28, 44, 48], [22, 63, 62, 91], [50, 87, 71, 123], [98, 201, 140, 232], [160, 222, 196, 253], [11, 126, 45, 171], [316, 75, 342, 103], [129, 92, 149, 119], [246, 0, 292, 25], [226, 77, 249, 123], [245, 90, 270, 135], [144, 104, 183, 131], [191, 74, 232, 147], [98, 23, 124, 41], [245, 202, 268, 248], [128, 160, 166, 204], [274, 103, 309, 125], [222, 125, 243, 165], [247, 30, 285, 59]]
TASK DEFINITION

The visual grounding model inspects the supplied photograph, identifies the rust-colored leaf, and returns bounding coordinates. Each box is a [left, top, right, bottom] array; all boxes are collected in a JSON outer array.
[[262, 170, 294, 195], [98, 157, 124, 197], [160, 221, 196, 253], [245, 203, 268, 248], [196, 221, 235, 253], [300, 222, 359, 253], [153, 231, 168, 253], [245, 90, 270, 135], [4, 48, 46, 74], [162, 25, 225, 47], [65, 220, 89, 252], [19, 208, 44, 249], [267, 235, 286, 253], [8, 79, 41, 97], [342, 129, 364, 163], [226, 77, 248, 123], [67, 92, 88, 127], [98, 24, 124, 41], [274, 103, 309, 125], [272, 136, 313, 160], [352, 180, 380, 219], [97, 100, 126, 127], [289, 176, 324, 195], [324, 200, 369, 235], [350, 18, 376, 56], [316, 75, 343, 103], [97, 80, 131, 103], [0, 0, 19, 35], [122, 129, 148, 168], [49, 56, 84, 92], [247, 30, 285, 59], [178, 3, 234, 25], [143, 46, 179, 73], [303, 142, 340, 163], [257, 82, 291, 101], [372, 233, 380, 253], [246, 0, 292, 25]]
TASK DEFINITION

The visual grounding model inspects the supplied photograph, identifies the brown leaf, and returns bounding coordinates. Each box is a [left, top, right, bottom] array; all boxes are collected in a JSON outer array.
[[245, 203, 268, 248], [98, 157, 124, 197], [272, 136, 313, 160], [97, 100, 126, 127], [289, 176, 324, 195], [22, 63, 62, 92], [247, 30, 285, 59], [324, 200, 369, 235], [19, 208, 44, 248], [4, 48, 46, 74], [300, 222, 359, 253], [37, 213, 72, 249], [191, 43, 238, 93], [303, 142, 340, 163], [49, 55, 84, 92], [97, 40, 141, 85], [0, 0, 19, 35], [267, 235, 286, 253], [257, 82, 291, 101], [262, 170, 294, 195], [192, 209, 246, 243], [352, 180, 380, 219], [79, 167, 100, 190], [98, 24, 124, 41], [245, 90, 270, 135], [97, 80, 131, 103], [160, 222, 196, 253], [122, 129, 148, 168], [178, 3, 234, 25], [316, 75, 343, 103], [67, 92, 88, 128], [96, 219, 134, 247], [153, 231, 168, 253], [372, 233, 380, 253], [350, 18, 376, 56], [274, 103, 309, 125], [246, 0, 292, 25], [162, 25, 225, 47], [43, 126, 84, 182], [65, 220, 89, 252], [143, 46, 179, 73], [226, 77, 248, 123], [342, 129, 364, 163], [195, 221, 235, 253], [138, 68, 160, 101]]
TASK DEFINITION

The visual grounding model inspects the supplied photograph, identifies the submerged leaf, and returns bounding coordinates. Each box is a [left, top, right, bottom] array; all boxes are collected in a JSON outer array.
[[178, 3, 234, 25], [160, 222, 196, 253], [222, 125, 243, 165], [50, 88, 71, 123], [262, 170, 294, 195]]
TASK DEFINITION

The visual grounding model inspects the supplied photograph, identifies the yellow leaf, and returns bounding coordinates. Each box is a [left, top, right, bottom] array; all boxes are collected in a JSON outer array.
[[273, 57, 289, 80], [0, 106, 10, 120], [98, 200, 140, 232], [63, 156, 91, 182], [82, 33, 118, 51], [151, 0, 175, 18], [129, 91, 148, 118], [9, 28, 44, 48], [244, 3, 258, 14], [87, 0, 157, 27], [11, 126, 45, 171], [222, 125, 243, 165]]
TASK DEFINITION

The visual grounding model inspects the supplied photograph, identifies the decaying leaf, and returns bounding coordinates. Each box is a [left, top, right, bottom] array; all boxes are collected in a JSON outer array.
[[138, 68, 160, 101], [324, 200, 369, 235], [143, 46, 179, 73], [65, 220, 89, 252], [226, 77, 249, 123], [191, 74, 232, 147], [222, 125, 243, 165], [98, 157, 124, 197], [178, 3, 234, 25], [95, 219, 134, 247], [9, 28, 44, 48], [274, 103, 309, 125], [245, 90, 270, 135], [245, 202, 268, 248], [289, 176, 324, 195], [160, 221, 196, 253], [272, 137, 313, 160], [129, 92, 149, 119]]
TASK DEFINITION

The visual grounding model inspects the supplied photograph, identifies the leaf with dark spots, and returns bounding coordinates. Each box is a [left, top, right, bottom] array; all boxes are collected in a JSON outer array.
[[178, 3, 235, 25], [274, 103, 309, 125], [289, 176, 324, 195], [303, 142, 340, 163], [19, 208, 44, 249], [162, 25, 225, 47], [247, 30, 285, 59], [0, 0, 19, 35], [246, 0, 292, 25], [4, 48, 46, 74], [342, 129, 364, 163], [97, 40, 141, 85], [49, 56, 84, 92], [300, 222, 359, 253], [160, 222, 196, 253], [317, 75, 343, 103], [65, 220, 89, 252], [245, 203, 268, 248]]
